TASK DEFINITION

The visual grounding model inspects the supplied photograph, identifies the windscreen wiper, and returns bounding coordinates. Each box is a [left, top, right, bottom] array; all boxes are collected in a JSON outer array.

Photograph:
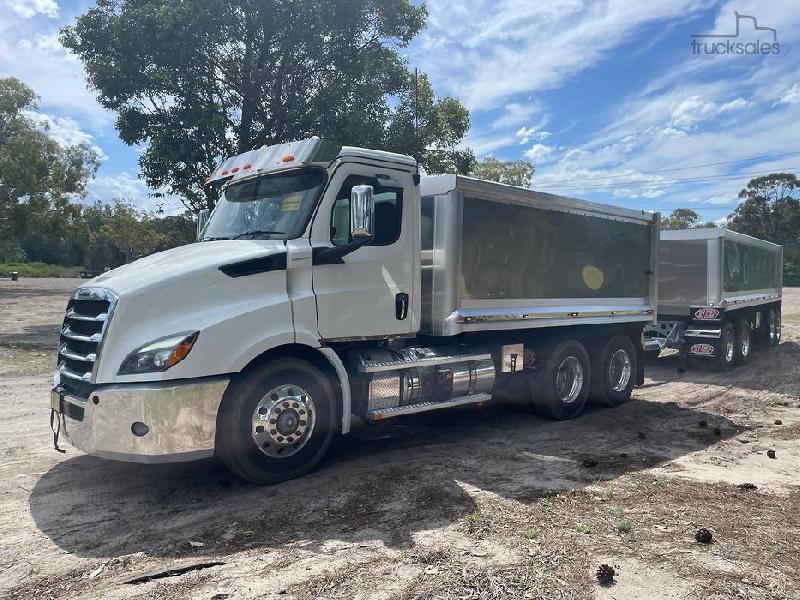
[[231, 230, 286, 239]]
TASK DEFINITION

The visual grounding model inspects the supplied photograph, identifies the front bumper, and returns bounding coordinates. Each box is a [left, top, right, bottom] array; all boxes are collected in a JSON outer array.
[[51, 377, 229, 463]]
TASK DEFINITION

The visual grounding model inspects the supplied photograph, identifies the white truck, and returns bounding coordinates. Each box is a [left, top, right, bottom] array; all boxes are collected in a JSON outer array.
[[644, 228, 782, 369], [50, 137, 660, 484]]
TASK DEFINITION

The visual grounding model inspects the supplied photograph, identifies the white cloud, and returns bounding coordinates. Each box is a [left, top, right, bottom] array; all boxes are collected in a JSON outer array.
[[88, 172, 182, 214], [718, 97, 751, 112], [0, 25, 111, 129], [516, 126, 551, 144], [5, 0, 58, 19], [670, 96, 719, 128], [777, 83, 800, 105], [27, 111, 109, 161], [524, 143, 555, 163], [413, 0, 705, 111]]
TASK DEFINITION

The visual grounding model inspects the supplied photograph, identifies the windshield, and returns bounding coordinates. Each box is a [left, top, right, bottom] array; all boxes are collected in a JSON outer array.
[[200, 168, 326, 241]]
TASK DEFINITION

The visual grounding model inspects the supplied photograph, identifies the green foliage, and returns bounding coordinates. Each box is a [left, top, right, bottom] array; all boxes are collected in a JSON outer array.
[[575, 523, 593, 534], [0, 263, 81, 278], [0, 77, 99, 258], [728, 173, 800, 286], [614, 516, 633, 534], [62, 0, 473, 212], [469, 157, 535, 187], [660, 208, 715, 230]]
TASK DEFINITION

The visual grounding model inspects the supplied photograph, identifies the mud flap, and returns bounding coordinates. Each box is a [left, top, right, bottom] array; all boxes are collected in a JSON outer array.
[[49, 390, 66, 453]]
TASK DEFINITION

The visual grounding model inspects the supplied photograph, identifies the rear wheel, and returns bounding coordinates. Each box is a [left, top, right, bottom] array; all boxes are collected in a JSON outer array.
[[733, 318, 751, 366], [590, 335, 637, 406], [715, 322, 735, 372], [766, 308, 781, 347], [216, 358, 336, 485], [532, 339, 590, 420]]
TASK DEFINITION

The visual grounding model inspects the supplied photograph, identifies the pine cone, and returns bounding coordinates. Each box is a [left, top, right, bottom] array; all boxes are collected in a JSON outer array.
[[596, 564, 615, 584], [695, 528, 713, 544], [737, 482, 757, 491]]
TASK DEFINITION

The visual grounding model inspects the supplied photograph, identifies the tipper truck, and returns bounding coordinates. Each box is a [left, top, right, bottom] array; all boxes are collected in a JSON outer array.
[[644, 228, 782, 369], [50, 137, 660, 484]]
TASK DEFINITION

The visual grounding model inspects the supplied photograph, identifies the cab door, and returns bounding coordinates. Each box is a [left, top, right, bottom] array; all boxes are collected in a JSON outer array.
[[310, 163, 418, 340]]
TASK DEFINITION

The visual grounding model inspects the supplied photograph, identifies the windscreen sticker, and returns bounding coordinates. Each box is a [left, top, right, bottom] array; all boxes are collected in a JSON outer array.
[[281, 194, 302, 211]]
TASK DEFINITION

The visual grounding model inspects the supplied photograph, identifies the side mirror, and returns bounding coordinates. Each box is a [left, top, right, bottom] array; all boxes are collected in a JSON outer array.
[[196, 208, 210, 241], [350, 185, 374, 241]]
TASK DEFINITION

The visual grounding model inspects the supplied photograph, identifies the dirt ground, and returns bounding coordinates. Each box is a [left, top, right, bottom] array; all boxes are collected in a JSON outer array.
[[0, 278, 798, 600]]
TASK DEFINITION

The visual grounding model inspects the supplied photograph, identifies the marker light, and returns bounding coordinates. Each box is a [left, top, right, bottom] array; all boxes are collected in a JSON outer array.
[[281, 154, 295, 162], [231, 167, 240, 173], [243, 163, 253, 169]]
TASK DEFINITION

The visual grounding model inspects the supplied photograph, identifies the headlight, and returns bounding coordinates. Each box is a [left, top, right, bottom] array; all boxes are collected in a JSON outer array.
[[118, 332, 199, 375]]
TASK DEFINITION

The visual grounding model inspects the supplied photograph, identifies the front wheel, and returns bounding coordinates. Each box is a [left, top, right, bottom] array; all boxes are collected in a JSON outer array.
[[590, 335, 637, 407], [216, 358, 336, 485], [532, 339, 590, 420]]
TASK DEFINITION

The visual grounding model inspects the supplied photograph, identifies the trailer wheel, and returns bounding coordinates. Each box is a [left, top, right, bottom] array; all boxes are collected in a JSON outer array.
[[532, 339, 590, 420], [590, 335, 637, 407], [766, 308, 781, 347], [733, 318, 751, 366], [715, 322, 735, 371], [216, 358, 336, 485]]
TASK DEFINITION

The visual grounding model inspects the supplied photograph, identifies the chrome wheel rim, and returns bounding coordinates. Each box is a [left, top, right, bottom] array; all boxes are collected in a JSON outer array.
[[556, 356, 584, 404], [769, 312, 780, 344], [252, 384, 315, 458], [724, 333, 735, 363], [608, 349, 632, 393], [740, 327, 751, 357]]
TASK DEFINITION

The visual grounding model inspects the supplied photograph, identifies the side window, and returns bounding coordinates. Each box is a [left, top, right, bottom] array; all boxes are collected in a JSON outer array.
[[330, 175, 403, 246]]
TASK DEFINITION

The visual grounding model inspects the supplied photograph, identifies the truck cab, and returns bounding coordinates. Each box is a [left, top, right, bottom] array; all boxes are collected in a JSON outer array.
[[51, 137, 658, 484]]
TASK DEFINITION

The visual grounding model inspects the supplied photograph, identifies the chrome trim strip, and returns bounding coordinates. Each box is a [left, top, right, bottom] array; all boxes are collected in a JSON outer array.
[[58, 343, 96, 362], [61, 327, 102, 343], [359, 352, 493, 374], [66, 309, 108, 322], [367, 393, 492, 421], [455, 307, 654, 323], [685, 329, 722, 339], [59, 364, 92, 381]]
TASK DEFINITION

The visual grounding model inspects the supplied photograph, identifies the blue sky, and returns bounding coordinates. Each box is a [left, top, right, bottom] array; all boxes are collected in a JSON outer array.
[[2, 0, 800, 221]]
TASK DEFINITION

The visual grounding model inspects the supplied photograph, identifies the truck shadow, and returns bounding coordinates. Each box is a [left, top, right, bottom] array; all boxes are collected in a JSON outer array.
[[28, 396, 739, 562], [646, 340, 800, 397]]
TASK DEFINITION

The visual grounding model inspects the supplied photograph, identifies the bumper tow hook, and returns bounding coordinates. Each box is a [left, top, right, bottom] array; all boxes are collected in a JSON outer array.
[[49, 408, 66, 454]]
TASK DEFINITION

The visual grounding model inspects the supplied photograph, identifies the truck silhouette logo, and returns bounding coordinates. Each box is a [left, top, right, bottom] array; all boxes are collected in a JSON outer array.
[[691, 12, 779, 55]]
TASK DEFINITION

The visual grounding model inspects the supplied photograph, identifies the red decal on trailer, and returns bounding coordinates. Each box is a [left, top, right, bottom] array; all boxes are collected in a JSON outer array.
[[694, 308, 720, 320], [690, 343, 714, 355]]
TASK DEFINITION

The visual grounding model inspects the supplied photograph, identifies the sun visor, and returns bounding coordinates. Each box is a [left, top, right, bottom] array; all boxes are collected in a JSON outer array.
[[205, 137, 341, 185]]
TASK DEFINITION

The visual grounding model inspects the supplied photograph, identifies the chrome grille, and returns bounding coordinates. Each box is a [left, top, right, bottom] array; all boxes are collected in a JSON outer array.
[[58, 287, 117, 397]]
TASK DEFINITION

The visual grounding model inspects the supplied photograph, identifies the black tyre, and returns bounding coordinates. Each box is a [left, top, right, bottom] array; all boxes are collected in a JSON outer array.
[[216, 358, 336, 485], [590, 335, 637, 407], [733, 318, 751, 366], [715, 322, 735, 372], [532, 339, 590, 420], [766, 308, 781, 347]]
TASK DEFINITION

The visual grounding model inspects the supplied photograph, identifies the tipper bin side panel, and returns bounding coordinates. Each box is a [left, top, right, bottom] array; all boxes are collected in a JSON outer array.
[[722, 239, 782, 294], [460, 198, 651, 300], [657, 239, 709, 316], [419, 182, 657, 336]]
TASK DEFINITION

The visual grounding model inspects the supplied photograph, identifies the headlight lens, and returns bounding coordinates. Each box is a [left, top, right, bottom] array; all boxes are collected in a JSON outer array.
[[118, 332, 199, 375]]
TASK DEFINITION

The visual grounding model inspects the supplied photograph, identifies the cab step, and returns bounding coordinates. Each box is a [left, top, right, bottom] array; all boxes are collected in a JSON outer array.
[[366, 393, 491, 422]]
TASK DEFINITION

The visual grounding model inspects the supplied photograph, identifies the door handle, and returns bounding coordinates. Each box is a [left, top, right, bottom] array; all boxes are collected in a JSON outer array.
[[395, 293, 409, 320]]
